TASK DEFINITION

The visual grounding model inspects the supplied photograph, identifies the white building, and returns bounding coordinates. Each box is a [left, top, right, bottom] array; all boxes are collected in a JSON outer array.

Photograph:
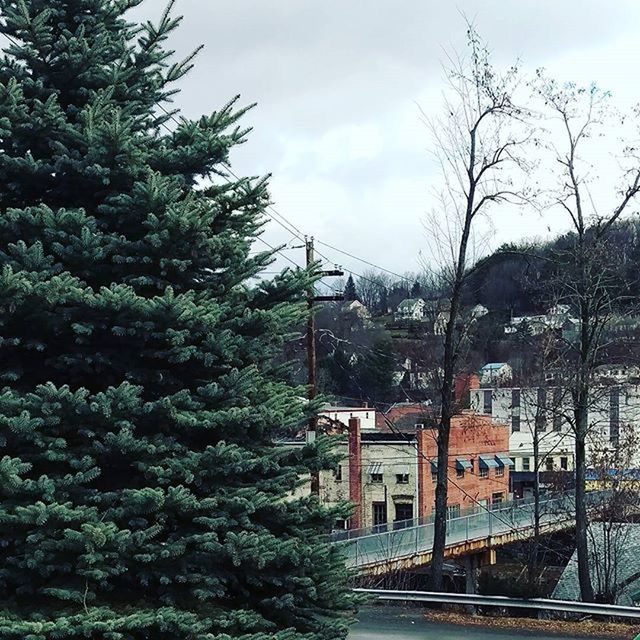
[[479, 362, 513, 386], [470, 384, 640, 485], [394, 298, 425, 321], [318, 405, 377, 430]]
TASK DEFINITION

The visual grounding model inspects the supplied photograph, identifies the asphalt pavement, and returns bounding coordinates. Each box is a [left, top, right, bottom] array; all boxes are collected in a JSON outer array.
[[349, 606, 595, 639]]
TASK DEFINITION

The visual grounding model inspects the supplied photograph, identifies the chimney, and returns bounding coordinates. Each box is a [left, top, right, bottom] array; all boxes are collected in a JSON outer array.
[[348, 417, 362, 529], [455, 373, 480, 408], [416, 426, 429, 519]]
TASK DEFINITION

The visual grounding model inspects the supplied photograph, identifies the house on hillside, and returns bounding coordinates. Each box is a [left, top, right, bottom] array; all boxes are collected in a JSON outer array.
[[342, 299, 371, 321], [470, 304, 489, 319], [394, 298, 425, 321], [433, 311, 450, 335], [479, 362, 512, 386]]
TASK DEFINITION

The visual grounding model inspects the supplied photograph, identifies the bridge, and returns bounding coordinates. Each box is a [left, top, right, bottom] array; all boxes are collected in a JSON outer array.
[[332, 491, 605, 575]]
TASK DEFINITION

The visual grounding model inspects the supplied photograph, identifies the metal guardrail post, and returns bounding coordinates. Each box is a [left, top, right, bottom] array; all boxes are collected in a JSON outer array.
[[465, 515, 469, 539]]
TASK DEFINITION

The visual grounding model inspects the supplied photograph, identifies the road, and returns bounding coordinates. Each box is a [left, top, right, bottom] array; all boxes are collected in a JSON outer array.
[[349, 607, 594, 639]]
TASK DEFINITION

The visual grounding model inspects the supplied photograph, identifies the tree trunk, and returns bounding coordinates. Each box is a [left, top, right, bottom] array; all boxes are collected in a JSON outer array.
[[575, 414, 594, 602]]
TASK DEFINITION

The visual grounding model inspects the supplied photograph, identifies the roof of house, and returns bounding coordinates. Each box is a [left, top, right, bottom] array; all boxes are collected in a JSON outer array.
[[553, 523, 640, 605], [481, 362, 509, 371], [397, 298, 424, 311]]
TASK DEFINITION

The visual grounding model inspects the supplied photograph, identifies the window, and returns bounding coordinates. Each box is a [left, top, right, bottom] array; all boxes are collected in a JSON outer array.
[[431, 469, 437, 482], [511, 388, 521, 409], [511, 414, 520, 432], [522, 457, 530, 471], [370, 473, 383, 484], [536, 388, 547, 432], [447, 504, 461, 520], [496, 466, 504, 477], [456, 467, 465, 479], [479, 467, 488, 479], [492, 492, 504, 506], [334, 465, 342, 481], [553, 388, 563, 431], [610, 387, 620, 445], [396, 473, 409, 484], [560, 456, 568, 471], [545, 457, 554, 471], [394, 503, 413, 522], [334, 518, 347, 530], [372, 502, 387, 527], [483, 389, 493, 414], [469, 459, 475, 473]]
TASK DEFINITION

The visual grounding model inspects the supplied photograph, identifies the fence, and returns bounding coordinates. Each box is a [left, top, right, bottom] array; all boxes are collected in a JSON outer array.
[[337, 491, 608, 569]]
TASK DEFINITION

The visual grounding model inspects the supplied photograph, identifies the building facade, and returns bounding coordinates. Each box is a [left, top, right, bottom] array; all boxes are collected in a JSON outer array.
[[319, 412, 511, 530], [470, 384, 640, 497]]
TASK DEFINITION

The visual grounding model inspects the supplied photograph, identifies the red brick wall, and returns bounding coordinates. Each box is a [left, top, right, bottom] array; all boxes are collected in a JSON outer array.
[[417, 413, 509, 518]]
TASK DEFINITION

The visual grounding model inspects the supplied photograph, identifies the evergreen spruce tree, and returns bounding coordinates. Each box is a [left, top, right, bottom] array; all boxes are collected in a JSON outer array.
[[0, 1, 354, 637], [343, 275, 357, 301]]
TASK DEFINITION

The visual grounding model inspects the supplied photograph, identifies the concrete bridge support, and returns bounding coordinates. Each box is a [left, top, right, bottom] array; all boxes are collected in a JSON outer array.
[[464, 548, 496, 595]]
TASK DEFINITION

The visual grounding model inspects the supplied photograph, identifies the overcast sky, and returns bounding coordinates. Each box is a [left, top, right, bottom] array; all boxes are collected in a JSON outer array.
[[132, 1, 640, 279]]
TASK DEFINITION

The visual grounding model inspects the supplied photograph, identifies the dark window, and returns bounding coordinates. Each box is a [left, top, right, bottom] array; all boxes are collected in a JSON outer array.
[[522, 457, 530, 471], [447, 504, 461, 519], [334, 518, 347, 530], [483, 390, 493, 414], [553, 388, 562, 431], [456, 468, 465, 479], [372, 502, 387, 526], [396, 473, 409, 484], [370, 473, 383, 484], [610, 387, 620, 445], [496, 466, 504, 477], [545, 457, 554, 471], [536, 388, 547, 432], [560, 456, 568, 470], [479, 467, 488, 479], [394, 503, 413, 522], [334, 465, 342, 481], [511, 414, 520, 432], [511, 388, 521, 408], [492, 492, 504, 505]]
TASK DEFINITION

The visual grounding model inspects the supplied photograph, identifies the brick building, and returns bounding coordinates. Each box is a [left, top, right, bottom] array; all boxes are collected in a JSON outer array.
[[317, 410, 511, 530]]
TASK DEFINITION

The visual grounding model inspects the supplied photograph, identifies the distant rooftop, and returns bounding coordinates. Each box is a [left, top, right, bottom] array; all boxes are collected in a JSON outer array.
[[481, 362, 509, 370]]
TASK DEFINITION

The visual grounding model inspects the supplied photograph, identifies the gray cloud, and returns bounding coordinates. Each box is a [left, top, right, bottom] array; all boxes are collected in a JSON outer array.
[[132, 1, 640, 273]]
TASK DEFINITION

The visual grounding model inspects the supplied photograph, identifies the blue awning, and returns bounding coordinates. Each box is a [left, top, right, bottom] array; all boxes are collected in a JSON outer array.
[[496, 454, 514, 467], [479, 455, 498, 469], [456, 458, 472, 470]]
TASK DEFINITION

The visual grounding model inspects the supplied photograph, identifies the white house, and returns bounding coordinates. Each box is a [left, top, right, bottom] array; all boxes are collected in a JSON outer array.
[[479, 362, 512, 386], [318, 405, 377, 430], [342, 300, 371, 321], [394, 298, 425, 321], [470, 304, 489, 319]]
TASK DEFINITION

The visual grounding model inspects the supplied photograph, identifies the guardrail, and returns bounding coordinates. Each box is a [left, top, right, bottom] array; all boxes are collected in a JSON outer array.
[[355, 588, 640, 619]]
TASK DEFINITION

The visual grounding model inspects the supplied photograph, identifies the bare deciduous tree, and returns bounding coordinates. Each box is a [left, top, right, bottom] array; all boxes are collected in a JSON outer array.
[[423, 25, 533, 590], [534, 75, 640, 601]]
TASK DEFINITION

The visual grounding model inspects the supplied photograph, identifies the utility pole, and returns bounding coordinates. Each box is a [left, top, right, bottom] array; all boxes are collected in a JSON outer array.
[[305, 236, 344, 434], [306, 236, 317, 431]]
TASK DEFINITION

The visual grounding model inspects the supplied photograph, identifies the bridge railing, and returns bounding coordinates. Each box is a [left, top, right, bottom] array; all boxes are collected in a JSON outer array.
[[336, 491, 604, 569], [331, 490, 579, 543]]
